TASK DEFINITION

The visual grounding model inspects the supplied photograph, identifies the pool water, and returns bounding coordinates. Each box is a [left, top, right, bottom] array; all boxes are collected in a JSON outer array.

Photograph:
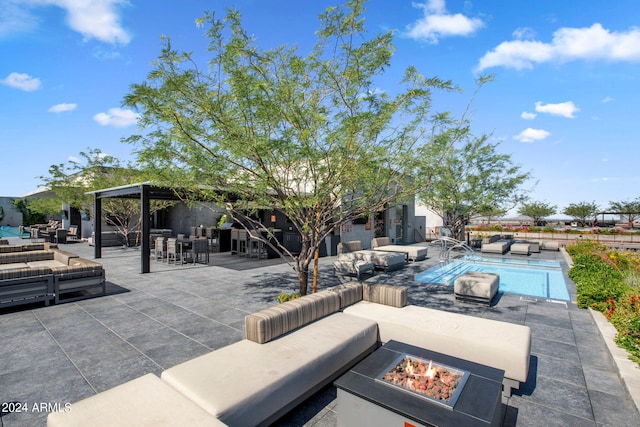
[[0, 226, 28, 238], [414, 255, 570, 301]]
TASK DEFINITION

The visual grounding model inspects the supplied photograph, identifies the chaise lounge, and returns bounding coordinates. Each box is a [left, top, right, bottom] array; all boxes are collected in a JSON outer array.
[[336, 240, 406, 272], [481, 239, 512, 254], [371, 237, 428, 261]]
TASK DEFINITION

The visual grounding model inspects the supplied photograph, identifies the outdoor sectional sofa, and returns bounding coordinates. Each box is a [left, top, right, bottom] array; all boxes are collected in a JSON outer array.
[[48, 282, 531, 427], [371, 236, 428, 261], [0, 248, 105, 308]]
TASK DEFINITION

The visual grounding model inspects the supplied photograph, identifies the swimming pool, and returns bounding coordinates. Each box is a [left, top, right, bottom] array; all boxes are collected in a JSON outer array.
[[0, 226, 28, 238], [414, 255, 570, 301]]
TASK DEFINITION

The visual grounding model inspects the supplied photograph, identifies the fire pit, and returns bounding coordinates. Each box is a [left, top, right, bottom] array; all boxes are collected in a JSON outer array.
[[334, 341, 504, 427], [377, 353, 470, 409]]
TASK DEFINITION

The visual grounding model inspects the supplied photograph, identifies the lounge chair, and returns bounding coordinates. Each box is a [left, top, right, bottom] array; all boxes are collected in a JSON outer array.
[[337, 241, 406, 272], [371, 237, 427, 261]]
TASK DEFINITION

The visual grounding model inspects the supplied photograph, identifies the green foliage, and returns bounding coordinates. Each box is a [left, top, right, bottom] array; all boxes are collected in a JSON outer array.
[[13, 199, 47, 226], [608, 198, 640, 227], [565, 240, 608, 257], [518, 200, 556, 225], [606, 294, 640, 364], [418, 134, 530, 240], [563, 201, 599, 226], [123, 0, 475, 294], [38, 148, 175, 246], [567, 240, 640, 365], [568, 253, 626, 309], [276, 293, 301, 303]]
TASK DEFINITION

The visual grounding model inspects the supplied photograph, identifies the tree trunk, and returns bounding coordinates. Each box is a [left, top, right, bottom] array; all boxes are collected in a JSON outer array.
[[297, 268, 309, 296]]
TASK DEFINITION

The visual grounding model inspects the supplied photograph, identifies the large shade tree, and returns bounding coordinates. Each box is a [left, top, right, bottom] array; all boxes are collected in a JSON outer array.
[[518, 201, 557, 226], [417, 134, 530, 241], [609, 198, 640, 227], [563, 201, 599, 227], [123, 1, 478, 295], [38, 148, 174, 246]]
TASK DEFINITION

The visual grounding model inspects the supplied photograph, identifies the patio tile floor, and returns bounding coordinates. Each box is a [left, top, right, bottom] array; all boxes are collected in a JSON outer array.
[[1, 241, 639, 426]]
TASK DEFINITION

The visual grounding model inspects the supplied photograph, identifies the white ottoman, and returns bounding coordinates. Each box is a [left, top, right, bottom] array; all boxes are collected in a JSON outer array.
[[454, 272, 499, 304], [510, 242, 530, 255]]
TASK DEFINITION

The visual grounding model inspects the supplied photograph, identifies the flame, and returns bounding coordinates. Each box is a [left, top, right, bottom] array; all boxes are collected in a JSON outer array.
[[426, 360, 435, 379], [405, 358, 414, 375]]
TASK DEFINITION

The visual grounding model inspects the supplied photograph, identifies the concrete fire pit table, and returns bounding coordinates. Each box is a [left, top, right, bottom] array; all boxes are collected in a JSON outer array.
[[334, 340, 504, 427]]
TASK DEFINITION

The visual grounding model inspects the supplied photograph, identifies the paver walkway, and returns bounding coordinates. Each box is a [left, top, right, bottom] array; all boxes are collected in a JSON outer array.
[[1, 241, 638, 426]]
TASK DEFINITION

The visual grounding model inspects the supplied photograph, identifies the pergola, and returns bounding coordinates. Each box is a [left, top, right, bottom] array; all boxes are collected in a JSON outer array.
[[87, 182, 188, 274]]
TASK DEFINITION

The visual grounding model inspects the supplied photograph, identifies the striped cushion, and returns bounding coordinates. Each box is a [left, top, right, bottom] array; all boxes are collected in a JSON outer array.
[[245, 291, 340, 344], [364, 283, 407, 308], [25, 251, 55, 262], [0, 266, 52, 280], [328, 282, 363, 308], [23, 243, 46, 251], [51, 259, 104, 278], [0, 252, 30, 264], [0, 245, 23, 253]]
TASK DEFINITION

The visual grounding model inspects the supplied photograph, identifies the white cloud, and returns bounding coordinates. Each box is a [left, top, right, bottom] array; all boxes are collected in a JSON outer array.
[[512, 27, 536, 40], [0, 1, 40, 36], [93, 107, 139, 127], [602, 96, 614, 103], [5, 0, 131, 44], [477, 23, 640, 71], [514, 128, 550, 143], [68, 155, 81, 163], [1, 72, 41, 91], [405, 0, 484, 44], [535, 101, 579, 118], [521, 112, 536, 120], [48, 103, 77, 113]]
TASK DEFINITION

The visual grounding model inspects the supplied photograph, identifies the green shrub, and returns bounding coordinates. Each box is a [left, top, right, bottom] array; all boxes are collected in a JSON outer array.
[[568, 253, 626, 309], [606, 293, 640, 364], [565, 240, 608, 257], [276, 292, 301, 303]]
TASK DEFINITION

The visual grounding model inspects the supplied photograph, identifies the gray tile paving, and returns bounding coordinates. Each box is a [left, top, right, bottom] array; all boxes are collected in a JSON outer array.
[[1, 241, 639, 427]]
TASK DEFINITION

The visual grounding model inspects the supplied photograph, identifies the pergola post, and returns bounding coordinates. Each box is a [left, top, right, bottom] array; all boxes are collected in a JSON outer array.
[[94, 195, 102, 259], [141, 184, 150, 273]]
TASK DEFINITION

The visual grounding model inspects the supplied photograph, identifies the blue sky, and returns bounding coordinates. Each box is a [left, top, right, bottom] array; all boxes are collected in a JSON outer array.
[[1, 0, 639, 216]]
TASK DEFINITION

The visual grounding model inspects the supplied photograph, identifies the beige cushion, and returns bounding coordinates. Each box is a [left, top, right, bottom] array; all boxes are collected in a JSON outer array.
[[162, 313, 378, 427], [343, 302, 531, 384], [510, 243, 530, 255], [47, 374, 224, 427], [373, 244, 428, 261], [454, 272, 499, 300], [481, 241, 510, 254]]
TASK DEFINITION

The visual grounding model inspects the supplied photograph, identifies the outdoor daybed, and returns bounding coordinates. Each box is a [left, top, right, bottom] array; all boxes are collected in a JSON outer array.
[[371, 237, 428, 261], [49, 282, 531, 426], [481, 239, 512, 254], [336, 240, 406, 271], [0, 248, 105, 308]]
